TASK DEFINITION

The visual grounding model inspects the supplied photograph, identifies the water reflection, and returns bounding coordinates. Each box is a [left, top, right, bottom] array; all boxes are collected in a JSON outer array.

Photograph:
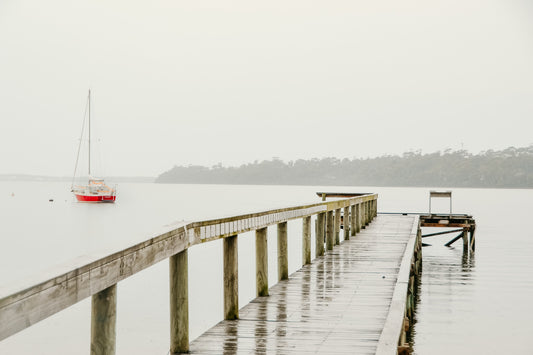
[[221, 321, 238, 355], [254, 319, 268, 355], [462, 247, 475, 275], [412, 241, 476, 354], [275, 297, 288, 355], [316, 259, 326, 300], [300, 270, 311, 320], [254, 301, 269, 354]]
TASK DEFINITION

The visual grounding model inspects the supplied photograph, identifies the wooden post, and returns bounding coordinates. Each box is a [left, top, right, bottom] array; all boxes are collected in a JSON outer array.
[[256, 228, 268, 297], [343, 206, 350, 240], [326, 210, 334, 251], [170, 250, 188, 354], [334, 208, 341, 245], [365, 201, 369, 226], [462, 228, 468, 252], [91, 284, 117, 355], [355, 204, 361, 233], [223, 235, 238, 320], [278, 222, 288, 281], [470, 225, 476, 252], [361, 202, 367, 228], [316, 212, 325, 257], [350, 205, 356, 237], [302, 216, 311, 265]]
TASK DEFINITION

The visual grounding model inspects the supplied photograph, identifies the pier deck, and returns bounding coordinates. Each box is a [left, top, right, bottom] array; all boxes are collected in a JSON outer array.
[[188, 214, 419, 354]]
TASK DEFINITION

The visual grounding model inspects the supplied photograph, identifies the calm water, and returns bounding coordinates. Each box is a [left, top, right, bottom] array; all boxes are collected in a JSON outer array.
[[0, 182, 532, 354], [412, 189, 533, 354]]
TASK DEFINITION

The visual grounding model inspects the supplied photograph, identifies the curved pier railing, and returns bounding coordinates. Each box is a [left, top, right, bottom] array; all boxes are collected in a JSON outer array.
[[0, 194, 377, 354]]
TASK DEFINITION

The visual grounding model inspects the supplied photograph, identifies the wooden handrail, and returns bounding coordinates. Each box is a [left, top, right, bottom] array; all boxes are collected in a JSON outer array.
[[0, 193, 378, 354], [376, 216, 422, 354]]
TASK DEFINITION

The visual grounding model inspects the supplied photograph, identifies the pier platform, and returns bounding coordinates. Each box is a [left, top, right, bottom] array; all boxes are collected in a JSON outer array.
[[187, 214, 420, 354]]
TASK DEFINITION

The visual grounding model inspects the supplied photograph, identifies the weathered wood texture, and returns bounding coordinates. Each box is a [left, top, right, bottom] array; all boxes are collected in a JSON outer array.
[[429, 191, 452, 198], [0, 194, 377, 342], [420, 214, 475, 228], [350, 205, 356, 237], [224, 235, 239, 320], [470, 225, 476, 251], [444, 233, 466, 247], [361, 202, 367, 227], [302, 216, 311, 266], [90, 284, 117, 355], [315, 212, 325, 257], [355, 203, 361, 233], [255, 228, 269, 297], [422, 228, 464, 238], [334, 208, 341, 245], [326, 210, 334, 251], [420, 214, 476, 251], [462, 228, 469, 250], [277, 222, 288, 281], [170, 250, 189, 353], [188, 215, 418, 355], [343, 206, 350, 240]]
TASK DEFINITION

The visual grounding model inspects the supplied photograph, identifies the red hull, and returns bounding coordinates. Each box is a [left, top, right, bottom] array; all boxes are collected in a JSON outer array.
[[75, 194, 116, 202]]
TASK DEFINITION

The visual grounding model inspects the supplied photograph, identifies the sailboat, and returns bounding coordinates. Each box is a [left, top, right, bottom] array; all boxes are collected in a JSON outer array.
[[71, 90, 117, 202]]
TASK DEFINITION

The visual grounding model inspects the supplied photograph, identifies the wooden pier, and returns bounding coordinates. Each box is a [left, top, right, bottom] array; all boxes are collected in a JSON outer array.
[[188, 214, 421, 354], [420, 214, 476, 251], [0, 193, 426, 354]]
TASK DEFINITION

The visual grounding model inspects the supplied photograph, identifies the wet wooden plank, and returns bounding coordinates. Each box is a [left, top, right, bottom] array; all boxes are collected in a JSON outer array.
[[188, 215, 417, 354]]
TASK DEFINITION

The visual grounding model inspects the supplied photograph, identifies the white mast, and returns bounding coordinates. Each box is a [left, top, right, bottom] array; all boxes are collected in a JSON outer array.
[[88, 89, 91, 177], [71, 90, 90, 190]]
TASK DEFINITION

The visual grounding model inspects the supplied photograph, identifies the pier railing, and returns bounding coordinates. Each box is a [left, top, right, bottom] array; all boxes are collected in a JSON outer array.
[[0, 194, 377, 354], [376, 215, 422, 354]]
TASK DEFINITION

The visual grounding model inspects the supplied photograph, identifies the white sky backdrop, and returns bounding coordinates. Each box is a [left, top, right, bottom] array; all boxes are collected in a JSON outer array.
[[1, 0, 532, 176]]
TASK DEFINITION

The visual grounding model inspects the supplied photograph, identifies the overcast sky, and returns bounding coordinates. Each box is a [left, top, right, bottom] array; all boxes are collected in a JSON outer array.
[[1, 0, 532, 177]]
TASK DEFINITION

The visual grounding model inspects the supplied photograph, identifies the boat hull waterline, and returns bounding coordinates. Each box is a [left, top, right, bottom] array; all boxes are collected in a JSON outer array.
[[72, 178, 117, 203], [74, 194, 116, 202]]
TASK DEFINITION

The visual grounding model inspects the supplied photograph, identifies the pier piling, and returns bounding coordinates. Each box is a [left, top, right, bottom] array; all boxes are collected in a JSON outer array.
[[302, 216, 312, 265], [334, 208, 341, 245], [255, 227, 268, 296], [90, 284, 117, 355], [343, 206, 350, 240], [326, 210, 334, 250], [277, 222, 288, 281], [316, 212, 325, 257], [169, 250, 188, 354], [223, 235, 239, 320]]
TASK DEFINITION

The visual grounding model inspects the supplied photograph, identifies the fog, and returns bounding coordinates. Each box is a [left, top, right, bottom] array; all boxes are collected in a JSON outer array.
[[1, 0, 532, 176]]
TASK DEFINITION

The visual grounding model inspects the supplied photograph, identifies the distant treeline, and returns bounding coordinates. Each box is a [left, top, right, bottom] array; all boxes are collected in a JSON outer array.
[[0, 175, 154, 183], [156, 146, 533, 188]]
